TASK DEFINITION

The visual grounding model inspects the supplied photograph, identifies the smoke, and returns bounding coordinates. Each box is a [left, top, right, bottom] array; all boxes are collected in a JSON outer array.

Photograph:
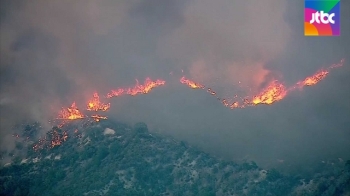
[[1, 0, 349, 171], [158, 0, 290, 92], [0, 0, 136, 140], [0, 0, 189, 149]]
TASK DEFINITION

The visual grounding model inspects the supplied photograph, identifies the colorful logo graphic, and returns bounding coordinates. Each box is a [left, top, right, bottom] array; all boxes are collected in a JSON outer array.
[[304, 0, 340, 36]]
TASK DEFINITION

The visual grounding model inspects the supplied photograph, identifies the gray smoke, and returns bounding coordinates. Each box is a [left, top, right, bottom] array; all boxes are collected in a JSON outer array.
[[1, 0, 349, 169]]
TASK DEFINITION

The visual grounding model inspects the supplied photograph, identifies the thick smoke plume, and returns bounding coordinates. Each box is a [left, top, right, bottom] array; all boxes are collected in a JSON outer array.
[[1, 0, 349, 169]]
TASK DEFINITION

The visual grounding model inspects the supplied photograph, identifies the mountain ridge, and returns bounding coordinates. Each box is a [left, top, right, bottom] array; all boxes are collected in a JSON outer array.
[[1, 119, 349, 196]]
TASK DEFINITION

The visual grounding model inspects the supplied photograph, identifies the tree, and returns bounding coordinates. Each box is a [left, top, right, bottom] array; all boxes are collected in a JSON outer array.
[[15, 141, 23, 150], [110, 142, 119, 154], [97, 146, 109, 160], [266, 168, 282, 182], [134, 122, 148, 133]]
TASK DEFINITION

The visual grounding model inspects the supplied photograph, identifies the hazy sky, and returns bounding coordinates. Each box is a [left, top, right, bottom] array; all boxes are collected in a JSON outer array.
[[1, 0, 349, 168]]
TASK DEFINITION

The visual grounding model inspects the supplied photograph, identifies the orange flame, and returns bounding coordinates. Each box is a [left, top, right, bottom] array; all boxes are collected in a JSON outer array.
[[57, 102, 85, 120], [50, 59, 344, 126], [107, 78, 165, 98], [251, 81, 287, 105], [87, 92, 111, 111], [106, 89, 124, 98], [296, 69, 329, 87], [230, 101, 240, 109], [180, 76, 205, 89], [294, 59, 345, 89], [126, 78, 166, 96]]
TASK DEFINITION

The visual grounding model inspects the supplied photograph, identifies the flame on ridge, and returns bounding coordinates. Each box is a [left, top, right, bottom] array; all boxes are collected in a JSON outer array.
[[296, 69, 329, 87], [87, 92, 110, 111], [56, 59, 345, 122], [126, 78, 166, 96], [251, 80, 287, 105], [294, 59, 345, 89], [57, 102, 85, 120], [106, 89, 124, 98], [107, 78, 166, 98], [180, 76, 205, 89], [32, 60, 346, 151], [210, 60, 343, 106], [178, 59, 344, 108]]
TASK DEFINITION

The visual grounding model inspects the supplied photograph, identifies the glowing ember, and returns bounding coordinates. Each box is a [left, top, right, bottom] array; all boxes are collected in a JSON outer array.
[[32, 129, 69, 150], [57, 123, 64, 128], [32, 138, 47, 151], [230, 102, 239, 109], [251, 81, 287, 105], [180, 76, 205, 89], [91, 115, 108, 122], [329, 58, 345, 69], [87, 92, 111, 111], [50, 130, 68, 148], [207, 88, 216, 95], [57, 102, 85, 120], [12, 133, 20, 138], [222, 99, 229, 107]]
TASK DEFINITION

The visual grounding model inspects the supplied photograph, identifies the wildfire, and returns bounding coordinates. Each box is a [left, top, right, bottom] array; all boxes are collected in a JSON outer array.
[[106, 89, 124, 98], [294, 59, 345, 89], [87, 92, 111, 111], [57, 102, 85, 120], [32, 129, 69, 151], [180, 76, 205, 89], [107, 78, 166, 98], [126, 78, 166, 96], [296, 69, 329, 87], [251, 81, 287, 105], [26, 60, 346, 153]]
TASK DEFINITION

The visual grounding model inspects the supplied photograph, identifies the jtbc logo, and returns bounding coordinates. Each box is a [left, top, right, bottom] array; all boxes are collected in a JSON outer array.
[[310, 11, 335, 24]]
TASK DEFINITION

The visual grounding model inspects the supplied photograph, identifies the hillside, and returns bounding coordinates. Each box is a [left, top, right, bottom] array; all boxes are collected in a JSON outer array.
[[1, 120, 349, 196]]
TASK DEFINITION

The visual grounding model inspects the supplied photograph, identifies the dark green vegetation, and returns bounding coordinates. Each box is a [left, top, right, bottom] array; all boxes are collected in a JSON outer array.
[[1, 120, 349, 196]]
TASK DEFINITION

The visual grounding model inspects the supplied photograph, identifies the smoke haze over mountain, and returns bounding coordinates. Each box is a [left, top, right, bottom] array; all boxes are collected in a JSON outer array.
[[1, 0, 349, 168]]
